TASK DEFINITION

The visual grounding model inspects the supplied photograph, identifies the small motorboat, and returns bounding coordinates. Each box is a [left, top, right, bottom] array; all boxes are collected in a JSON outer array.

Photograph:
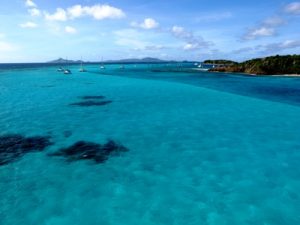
[[57, 67, 64, 72]]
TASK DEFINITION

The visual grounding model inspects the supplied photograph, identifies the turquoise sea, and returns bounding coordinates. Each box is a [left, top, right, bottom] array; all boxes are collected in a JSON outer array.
[[1, 63, 300, 225]]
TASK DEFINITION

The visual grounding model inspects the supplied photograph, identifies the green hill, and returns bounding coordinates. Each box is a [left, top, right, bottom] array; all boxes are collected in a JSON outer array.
[[209, 55, 300, 75], [204, 59, 237, 65]]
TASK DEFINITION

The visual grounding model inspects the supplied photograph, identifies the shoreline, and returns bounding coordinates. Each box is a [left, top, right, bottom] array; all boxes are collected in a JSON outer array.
[[207, 70, 300, 77], [206, 55, 300, 77]]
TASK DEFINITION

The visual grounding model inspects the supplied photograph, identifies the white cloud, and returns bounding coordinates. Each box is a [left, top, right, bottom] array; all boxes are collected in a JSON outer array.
[[183, 43, 200, 50], [250, 40, 300, 54], [131, 18, 159, 29], [280, 40, 300, 48], [82, 4, 125, 20], [20, 22, 38, 28], [263, 17, 285, 26], [243, 2, 300, 41], [28, 8, 41, 17], [65, 26, 77, 34], [44, 4, 125, 21], [25, 0, 36, 8], [284, 2, 300, 14], [0, 33, 5, 38], [171, 25, 211, 50], [172, 26, 185, 34], [44, 8, 68, 21], [134, 45, 167, 51], [263, 40, 300, 52], [67, 5, 84, 19], [243, 27, 275, 40], [251, 27, 274, 37], [141, 18, 159, 29], [242, 3, 291, 41]]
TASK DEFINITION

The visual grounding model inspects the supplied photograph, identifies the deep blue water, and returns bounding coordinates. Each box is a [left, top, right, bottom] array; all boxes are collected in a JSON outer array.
[[1, 63, 300, 225]]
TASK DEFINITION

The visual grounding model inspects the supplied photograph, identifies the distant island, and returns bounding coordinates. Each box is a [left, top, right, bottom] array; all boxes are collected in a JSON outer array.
[[47, 57, 169, 64], [47, 58, 83, 64], [209, 55, 300, 75]]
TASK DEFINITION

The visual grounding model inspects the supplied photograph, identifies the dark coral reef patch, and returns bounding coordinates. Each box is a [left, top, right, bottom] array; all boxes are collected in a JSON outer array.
[[69, 100, 112, 107], [69, 95, 112, 107], [0, 134, 52, 166], [50, 140, 128, 163]]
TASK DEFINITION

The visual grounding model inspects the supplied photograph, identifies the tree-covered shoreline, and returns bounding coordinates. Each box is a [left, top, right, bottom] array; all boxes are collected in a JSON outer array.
[[208, 55, 300, 75]]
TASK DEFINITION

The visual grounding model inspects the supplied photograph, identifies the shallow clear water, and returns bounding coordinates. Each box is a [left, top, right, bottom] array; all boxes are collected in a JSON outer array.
[[1, 64, 300, 225]]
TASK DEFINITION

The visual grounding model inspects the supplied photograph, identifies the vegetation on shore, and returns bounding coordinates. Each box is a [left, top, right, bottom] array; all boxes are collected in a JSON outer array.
[[204, 59, 237, 65], [209, 55, 300, 75]]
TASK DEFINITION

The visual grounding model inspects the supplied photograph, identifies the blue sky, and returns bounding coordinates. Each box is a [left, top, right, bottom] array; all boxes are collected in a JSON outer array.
[[0, 0, 300, 62]]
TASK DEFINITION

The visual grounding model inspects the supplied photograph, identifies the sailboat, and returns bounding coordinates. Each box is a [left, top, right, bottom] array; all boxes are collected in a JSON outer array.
[[64, 57, 72, 74], [197, 63, 209, 71], [64, 68, 72, 74], [100, 57, 105, 69], [57, 58, 64, 72], [79, 58, 87, 72]]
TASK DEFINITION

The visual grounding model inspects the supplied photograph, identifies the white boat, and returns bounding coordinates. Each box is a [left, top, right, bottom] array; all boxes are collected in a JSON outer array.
[[57, 67, 64, 72], [194, 63, 198, 66], [100, 57, 105, 69], [197, 68, 209, 71], [212, 60, 216, 68], [64, 57, 72, 74], [195, 63, 209, 71], [64, 69, 72, 74], [79, 67, 87, 72], [79, 59, 87, 72]]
